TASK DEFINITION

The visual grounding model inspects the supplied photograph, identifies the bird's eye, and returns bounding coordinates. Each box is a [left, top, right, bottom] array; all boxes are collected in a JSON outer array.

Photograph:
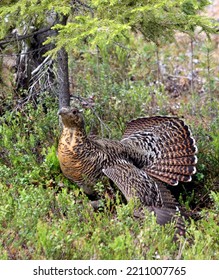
[[72, 110, 77, 115]]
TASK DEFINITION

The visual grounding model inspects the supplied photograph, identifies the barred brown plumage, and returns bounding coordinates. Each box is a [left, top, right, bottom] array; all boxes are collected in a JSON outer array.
[[58, 107, 198, 237]]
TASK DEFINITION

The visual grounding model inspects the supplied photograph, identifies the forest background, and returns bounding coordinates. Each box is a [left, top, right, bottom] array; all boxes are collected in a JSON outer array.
[[0, 0, 219, 259]]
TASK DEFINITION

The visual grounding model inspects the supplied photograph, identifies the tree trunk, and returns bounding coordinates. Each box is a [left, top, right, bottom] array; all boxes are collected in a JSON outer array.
[[57, 47, 70, 109], [56, 15, 70, 109]]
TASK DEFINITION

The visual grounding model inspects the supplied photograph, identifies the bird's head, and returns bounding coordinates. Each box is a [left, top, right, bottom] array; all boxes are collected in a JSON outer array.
[[58, 107, 85, 129]]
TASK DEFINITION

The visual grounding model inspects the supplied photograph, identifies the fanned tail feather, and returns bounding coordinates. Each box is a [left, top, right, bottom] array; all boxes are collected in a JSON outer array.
[[159, 156, 197, 166], [122, 116, 198, 186]]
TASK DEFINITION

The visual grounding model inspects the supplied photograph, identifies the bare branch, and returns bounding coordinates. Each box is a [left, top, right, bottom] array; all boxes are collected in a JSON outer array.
[[0, 27, 53, 47], [31, 55, 51, 76]]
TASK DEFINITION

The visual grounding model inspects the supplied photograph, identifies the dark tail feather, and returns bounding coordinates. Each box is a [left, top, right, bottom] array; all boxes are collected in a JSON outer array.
[[150, 207, 186, 238]]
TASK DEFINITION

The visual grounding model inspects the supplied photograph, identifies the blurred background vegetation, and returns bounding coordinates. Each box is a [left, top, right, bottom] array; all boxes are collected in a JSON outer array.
[[0, 0, 219, 259]]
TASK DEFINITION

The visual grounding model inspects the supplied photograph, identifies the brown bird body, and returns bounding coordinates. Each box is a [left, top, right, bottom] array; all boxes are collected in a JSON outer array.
[[58, 107, 198, 234]]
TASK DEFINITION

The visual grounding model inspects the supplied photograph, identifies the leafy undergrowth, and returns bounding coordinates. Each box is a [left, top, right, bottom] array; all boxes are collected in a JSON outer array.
[[0, 95, 219, 260], [1, 181, 219, 260]]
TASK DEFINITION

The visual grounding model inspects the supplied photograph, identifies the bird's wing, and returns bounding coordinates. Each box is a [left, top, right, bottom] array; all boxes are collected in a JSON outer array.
[[121, 116, 198, 186], [103, 162, 185, 235], [103, 161, 177, 208], [103, 161, 162, 206]]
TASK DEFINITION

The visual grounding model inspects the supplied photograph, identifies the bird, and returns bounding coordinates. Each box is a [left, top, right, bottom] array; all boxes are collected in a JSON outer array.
[[57, 107, 198, 236]]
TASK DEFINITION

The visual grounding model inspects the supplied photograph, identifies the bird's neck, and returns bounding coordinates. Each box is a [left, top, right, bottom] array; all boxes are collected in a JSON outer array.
[[62, 126, 88, 146]]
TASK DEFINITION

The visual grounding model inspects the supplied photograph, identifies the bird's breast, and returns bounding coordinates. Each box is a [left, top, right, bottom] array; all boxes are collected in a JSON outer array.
[[57, 133, 104, 186]]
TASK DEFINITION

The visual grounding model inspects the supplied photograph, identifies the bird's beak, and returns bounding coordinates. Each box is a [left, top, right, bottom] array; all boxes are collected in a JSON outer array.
[[58, 107, 69, 115]]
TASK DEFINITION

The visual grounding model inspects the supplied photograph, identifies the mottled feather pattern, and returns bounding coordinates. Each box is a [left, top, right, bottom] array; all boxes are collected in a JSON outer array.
[[103, 161, 162, 206], [121, 116, 197, 186], [58, 107, 198, 236]]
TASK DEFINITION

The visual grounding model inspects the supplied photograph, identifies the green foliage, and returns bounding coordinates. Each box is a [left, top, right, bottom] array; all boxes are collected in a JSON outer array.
[[210, 192, 219, 212], [43, 145, 60, 172], [0, 0, 217, 56], [0, 0, 71, 37], [194, 115, 219, 183], [0, 95, 59, 186], [45, 0, 217, 56]]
